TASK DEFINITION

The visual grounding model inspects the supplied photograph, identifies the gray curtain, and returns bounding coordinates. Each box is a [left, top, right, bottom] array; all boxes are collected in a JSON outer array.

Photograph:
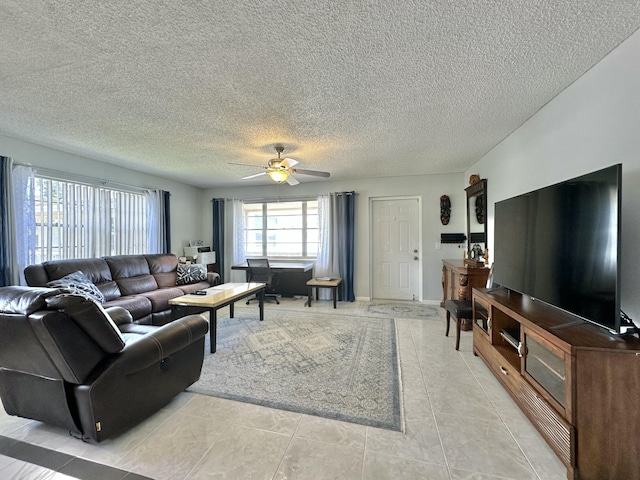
[[162, 190, 171, 254], [212, 198, 225, 282], [332, 191, 356, 301], [0, 157, 12, 286]]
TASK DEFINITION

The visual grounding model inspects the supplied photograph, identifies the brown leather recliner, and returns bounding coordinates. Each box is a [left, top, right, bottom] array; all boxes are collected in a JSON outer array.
[[0, 286, 208, 442]]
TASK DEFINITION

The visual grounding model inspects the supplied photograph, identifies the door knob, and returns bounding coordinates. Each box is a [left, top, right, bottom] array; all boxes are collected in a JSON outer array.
[[413, 249, 418, 253], [414, 256, 419, 260]]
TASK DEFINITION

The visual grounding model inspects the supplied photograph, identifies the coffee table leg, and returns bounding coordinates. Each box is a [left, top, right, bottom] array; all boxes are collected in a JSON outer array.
[[259, 287, 265, 321], [333, 287, 337, 308], [230, 302, 235, 318], [209, 308, 217, 354]]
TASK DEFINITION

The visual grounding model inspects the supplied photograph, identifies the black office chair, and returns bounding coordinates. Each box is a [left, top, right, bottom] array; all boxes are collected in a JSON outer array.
[[246, 258, 280, 304]]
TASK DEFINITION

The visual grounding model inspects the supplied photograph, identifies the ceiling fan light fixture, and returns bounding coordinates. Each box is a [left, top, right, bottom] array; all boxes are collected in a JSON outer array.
[[268, 169, 290, 183], [233, 145, 329, 185]]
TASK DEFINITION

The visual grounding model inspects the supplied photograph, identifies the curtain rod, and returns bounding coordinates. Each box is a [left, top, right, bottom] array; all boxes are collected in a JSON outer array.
[[14, 163, 151, 194], [211, 192, 357, 202]]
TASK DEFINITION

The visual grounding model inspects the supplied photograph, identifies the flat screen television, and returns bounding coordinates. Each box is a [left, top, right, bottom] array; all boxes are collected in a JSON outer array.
[[493, 164, 625, 333]]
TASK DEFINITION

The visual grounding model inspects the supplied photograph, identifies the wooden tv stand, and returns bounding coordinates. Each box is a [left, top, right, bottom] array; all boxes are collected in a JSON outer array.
[[472, 287, 640, 480]]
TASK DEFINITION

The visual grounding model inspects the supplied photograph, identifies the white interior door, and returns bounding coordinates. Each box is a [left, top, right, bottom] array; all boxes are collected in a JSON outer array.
[[371, 197, 421, 300]]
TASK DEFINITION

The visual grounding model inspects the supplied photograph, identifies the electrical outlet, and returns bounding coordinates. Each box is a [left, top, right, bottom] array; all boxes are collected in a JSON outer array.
[[435, 242, 441, 250]]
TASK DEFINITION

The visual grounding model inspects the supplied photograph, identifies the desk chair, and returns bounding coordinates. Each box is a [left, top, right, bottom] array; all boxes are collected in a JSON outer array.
[[445, 264, 493, 350], [246, 258, 280, 304]]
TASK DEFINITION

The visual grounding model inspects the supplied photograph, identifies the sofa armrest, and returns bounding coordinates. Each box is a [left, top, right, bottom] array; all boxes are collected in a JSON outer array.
[[112, 314, 208, 374], [207, 272, 221, 286]]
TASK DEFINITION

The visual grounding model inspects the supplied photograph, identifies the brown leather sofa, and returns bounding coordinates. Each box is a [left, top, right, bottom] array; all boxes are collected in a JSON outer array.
[[24, 254, 220, 325], [0, 286, 208, 442]]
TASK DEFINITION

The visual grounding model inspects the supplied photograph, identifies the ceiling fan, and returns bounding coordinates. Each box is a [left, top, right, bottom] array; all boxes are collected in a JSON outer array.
[[231, 146, 330, 185]]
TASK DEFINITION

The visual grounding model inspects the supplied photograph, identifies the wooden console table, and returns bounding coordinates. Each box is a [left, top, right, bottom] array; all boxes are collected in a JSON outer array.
[[472, 287, 640, 480]]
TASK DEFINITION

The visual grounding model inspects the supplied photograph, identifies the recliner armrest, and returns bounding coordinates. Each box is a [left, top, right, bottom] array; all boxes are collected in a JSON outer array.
[[111, 314, 208, 374], [104, 306, 133, 326]]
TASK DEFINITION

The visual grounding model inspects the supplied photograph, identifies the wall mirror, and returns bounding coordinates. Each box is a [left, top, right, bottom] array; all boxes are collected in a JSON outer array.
[[465, 178, 488, 266]]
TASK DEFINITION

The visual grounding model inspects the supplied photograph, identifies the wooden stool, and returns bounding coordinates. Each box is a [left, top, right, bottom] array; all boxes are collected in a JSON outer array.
[[306, 278, 342, 308], [444, 299, 473, 350]]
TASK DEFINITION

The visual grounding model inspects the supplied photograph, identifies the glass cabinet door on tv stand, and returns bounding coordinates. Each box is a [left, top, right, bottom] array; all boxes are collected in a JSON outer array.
[[522, 328, 571, 418]]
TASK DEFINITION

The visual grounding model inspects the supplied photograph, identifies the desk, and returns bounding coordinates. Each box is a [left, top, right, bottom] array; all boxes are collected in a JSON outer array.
[[169, 283, 265, 353], [232, 261, 314, 297]]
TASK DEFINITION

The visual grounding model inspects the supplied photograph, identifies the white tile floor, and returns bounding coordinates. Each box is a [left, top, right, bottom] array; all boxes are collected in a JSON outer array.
[[0, 298, 567, 480]]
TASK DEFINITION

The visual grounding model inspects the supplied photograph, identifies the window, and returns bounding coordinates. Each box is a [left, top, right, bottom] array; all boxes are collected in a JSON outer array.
[[243, 200, 318, 258], [33, 175, 148, 263]]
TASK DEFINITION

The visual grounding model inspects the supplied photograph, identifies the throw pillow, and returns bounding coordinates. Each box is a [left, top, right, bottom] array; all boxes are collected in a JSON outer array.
[[176, 263, 207, 285], [46, 270, 106, 304]]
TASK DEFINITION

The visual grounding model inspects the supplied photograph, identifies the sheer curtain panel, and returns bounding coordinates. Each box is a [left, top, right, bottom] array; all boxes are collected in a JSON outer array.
[[9, 163, 36, 285], [15, 172, 150, 267], [231, 199, 246, 282]]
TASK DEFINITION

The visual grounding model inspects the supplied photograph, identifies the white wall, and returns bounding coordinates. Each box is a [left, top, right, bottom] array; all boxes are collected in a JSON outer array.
[[0, 134, 205, 256], [466, 29, 640, 322], [204, 172, 466, 302]]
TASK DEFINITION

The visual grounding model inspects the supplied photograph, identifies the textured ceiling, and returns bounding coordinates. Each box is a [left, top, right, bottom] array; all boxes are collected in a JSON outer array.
[[1, 1, 640, 188]]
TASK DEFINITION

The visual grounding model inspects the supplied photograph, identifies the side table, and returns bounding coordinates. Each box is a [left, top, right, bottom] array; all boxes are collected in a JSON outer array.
[[305, 277, 343, 308]]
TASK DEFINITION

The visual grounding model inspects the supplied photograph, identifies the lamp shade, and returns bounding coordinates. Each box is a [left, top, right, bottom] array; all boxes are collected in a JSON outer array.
[[268, 170, 289, 183]]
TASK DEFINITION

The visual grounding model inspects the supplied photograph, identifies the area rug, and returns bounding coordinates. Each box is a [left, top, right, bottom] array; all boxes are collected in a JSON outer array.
[[188, 310, 403, 431], [365, 301, 440, 319]]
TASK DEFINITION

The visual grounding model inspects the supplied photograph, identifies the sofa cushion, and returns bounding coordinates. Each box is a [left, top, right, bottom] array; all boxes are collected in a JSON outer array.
[[178, 280, 212, 295], [119, 323, 157, 345], [104, 255, 150, 279], [145, 254, 179, 288], [115, 275, 159, 296], [42, 258, 112, 286], [46, 294, 125, 354], [105, 255, 159, 296], [139, 287, 185, 313], [98, 281, 122, 302], [176, 264, 207, 285], [46, 271, 106, 304], [103, 295, 152, 322]]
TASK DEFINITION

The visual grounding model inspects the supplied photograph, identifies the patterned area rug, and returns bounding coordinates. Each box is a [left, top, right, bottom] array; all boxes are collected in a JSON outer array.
[[189, 310, 403, 431], [364, 301, 440, 319]]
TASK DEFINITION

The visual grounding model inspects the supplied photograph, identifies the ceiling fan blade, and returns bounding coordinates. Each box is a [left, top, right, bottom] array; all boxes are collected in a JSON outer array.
[[286, 175, 300, 186], [282, 157, 299, 167], [229, 162, 265, 168], [291, 168, 330, 178], [242, 172, 267, 180]]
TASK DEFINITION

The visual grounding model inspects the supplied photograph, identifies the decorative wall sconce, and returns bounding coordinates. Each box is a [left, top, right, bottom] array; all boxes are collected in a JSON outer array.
[[440, 195, 451, 225]]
